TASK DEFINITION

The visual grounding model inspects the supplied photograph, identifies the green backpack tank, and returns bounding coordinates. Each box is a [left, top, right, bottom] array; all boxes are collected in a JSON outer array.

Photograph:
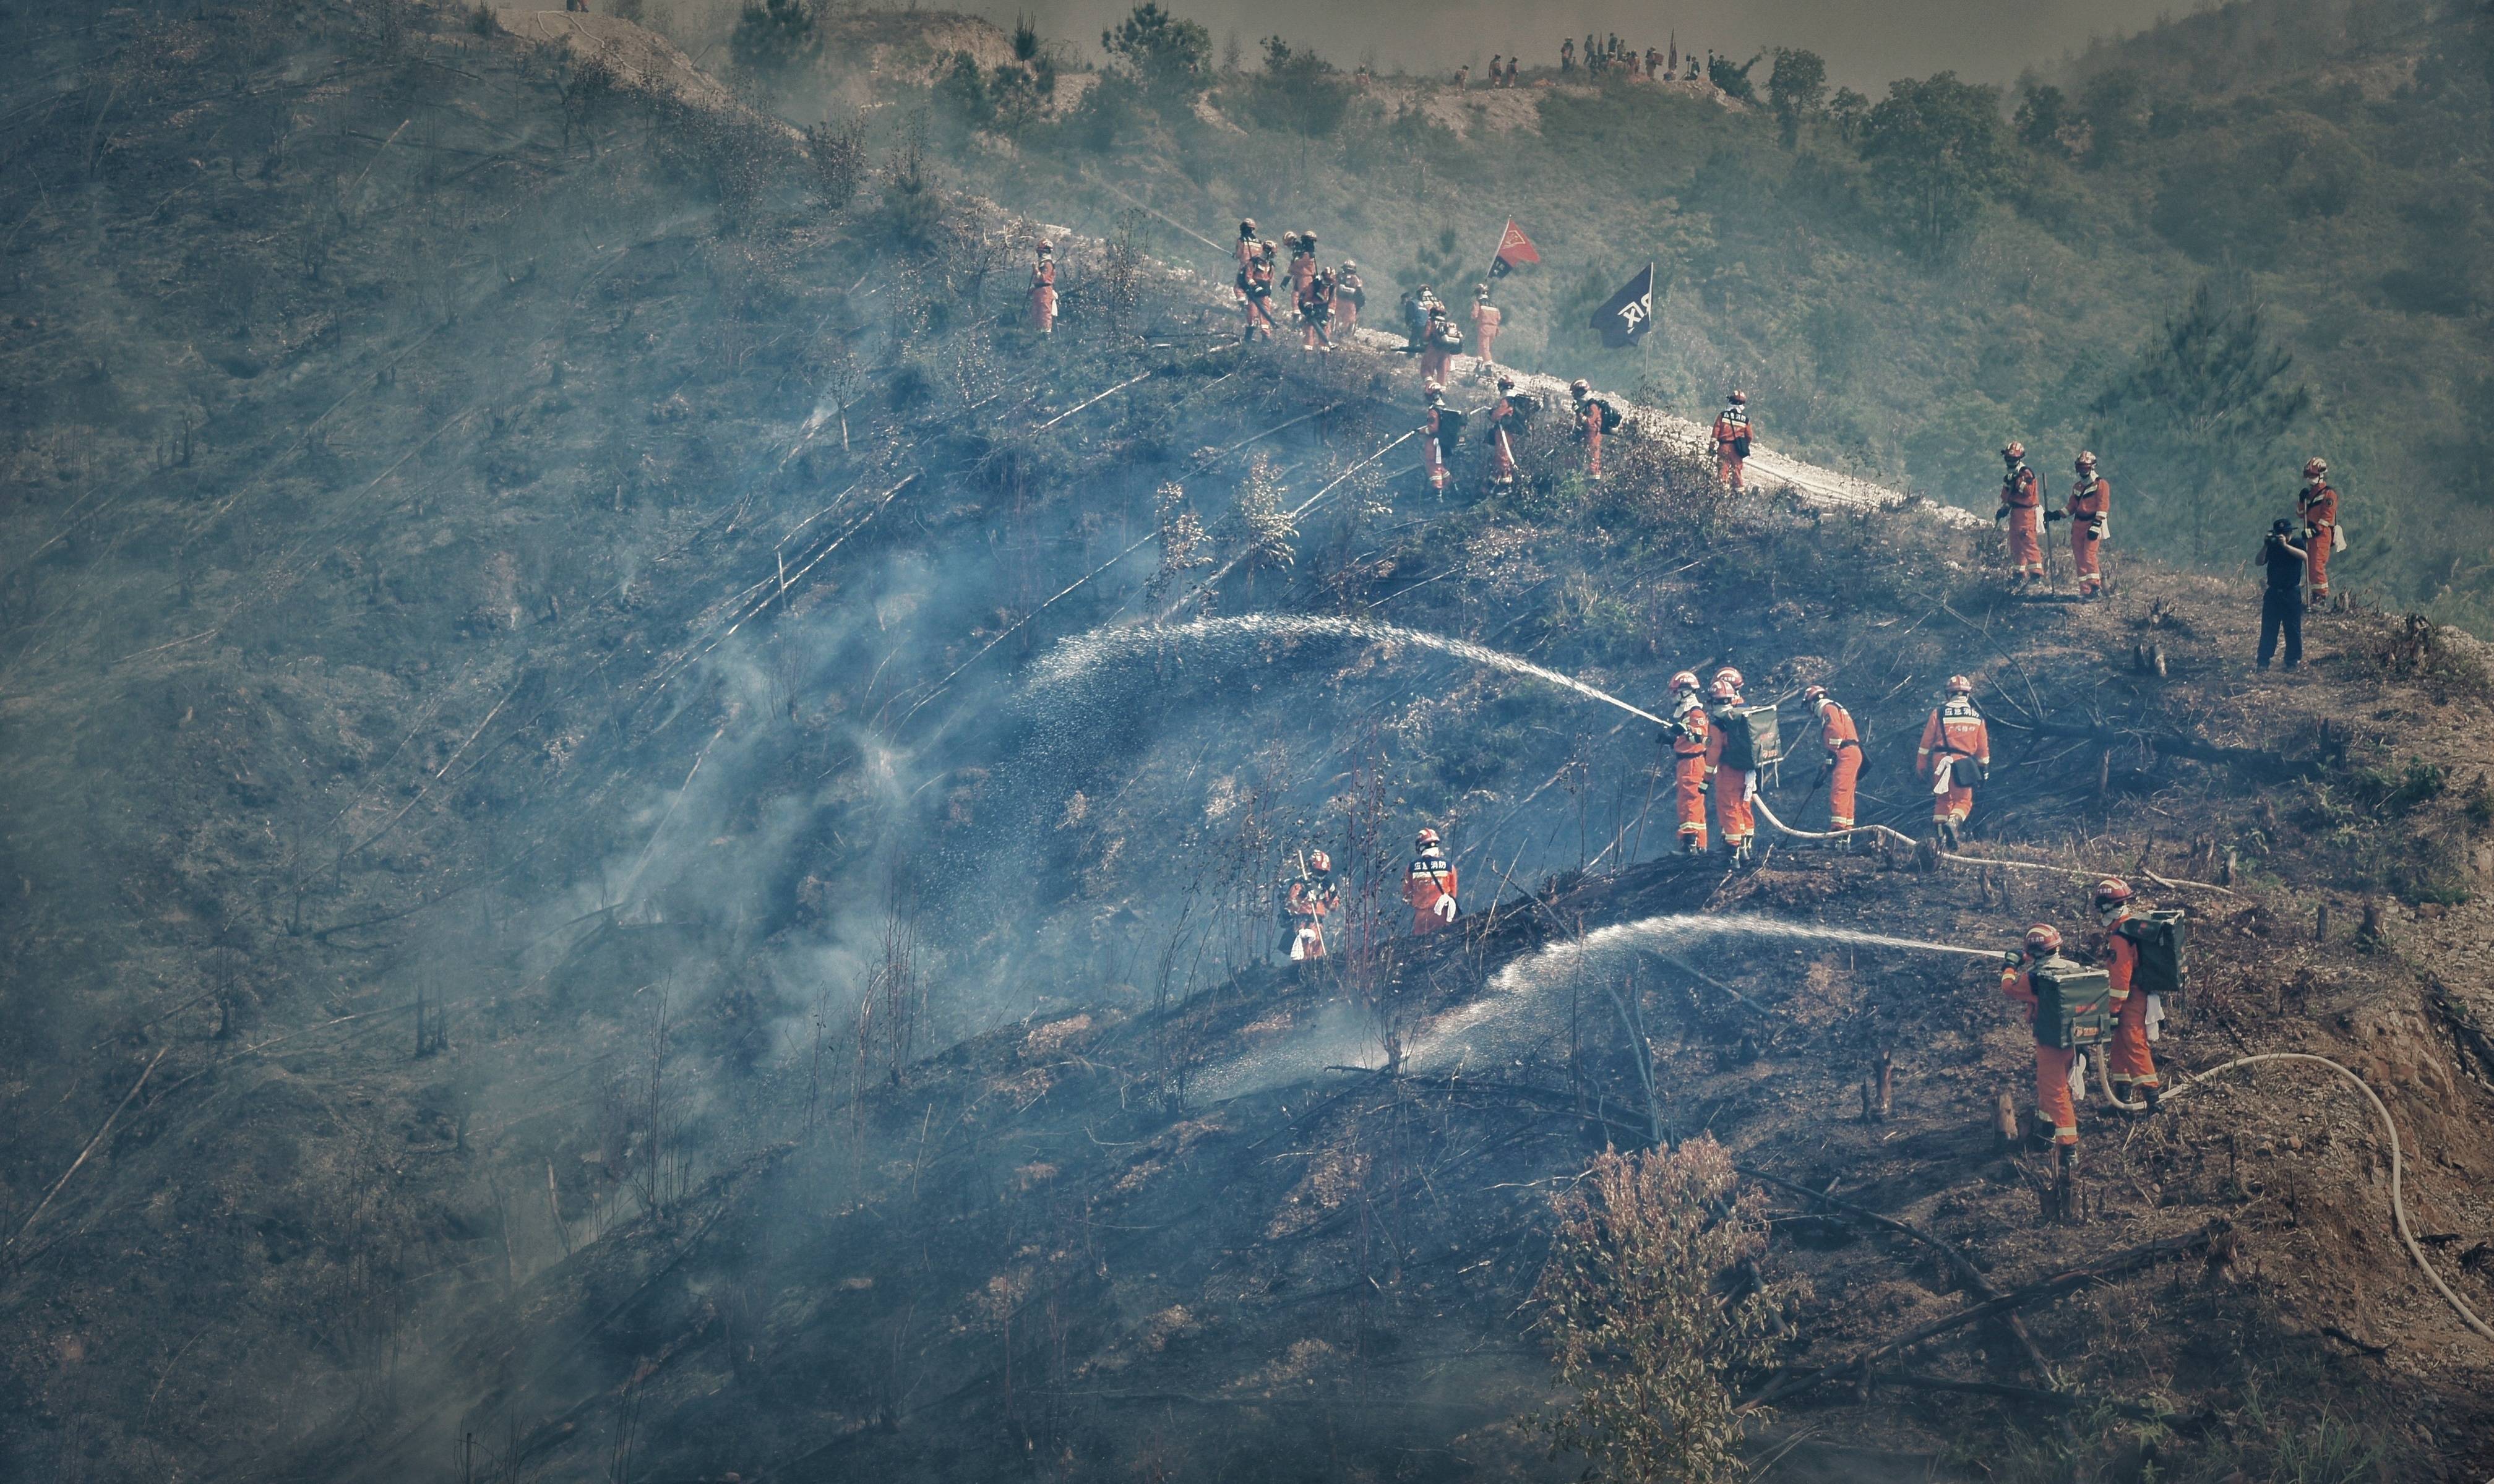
[[1716, 703, 1782, 774], [2028, 954, 2112, 1051], [2117, 909, 2188, 1021]]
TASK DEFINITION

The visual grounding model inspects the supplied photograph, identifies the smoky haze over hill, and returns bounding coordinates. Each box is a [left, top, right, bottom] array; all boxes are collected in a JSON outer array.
[[960, 0, 2185, 87]]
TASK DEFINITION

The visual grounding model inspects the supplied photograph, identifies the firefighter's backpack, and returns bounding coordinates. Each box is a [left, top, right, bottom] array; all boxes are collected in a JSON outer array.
[[1716, 704, 1781, 773], [1732, 433, 1751, 458], [2029, 956, 2112, 1051], [2116, 909, 2188, 1020], [1434, 406, 1468, 442], [1598, 400, 1623, 432]]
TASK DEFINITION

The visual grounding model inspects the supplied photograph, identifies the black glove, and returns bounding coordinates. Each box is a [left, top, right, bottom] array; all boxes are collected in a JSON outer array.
[[1994, 505, 2009, 521], [1978, 763, 1992, 784], [2044, 508, 2066, 523]]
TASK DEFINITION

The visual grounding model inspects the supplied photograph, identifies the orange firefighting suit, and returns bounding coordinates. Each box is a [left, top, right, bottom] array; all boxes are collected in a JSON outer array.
[[2001, 462, 2044, 580], [1471, 301, 1502, 367], [1403, 848, 1458, 934], [1289, 247, 1318, 300], [2300, 479, 2338, 602], [1814, 698, 1862, 831], [2002, 951, 2079, 1146], [1705, 700, 1753, 851], [1241, 257, 1276, 340], [1299, 278, 1334, 351], [1578, 399, 1606, 481], [1424, 402, 1455, 492], [1665, 700, 1711, 850], [1284, 874, 1338, 961], [1335, 273, 1363, 331], [1711, 406, 1750, 491], [1234, 234, 1257, 302], [2065, 473, 2109, 597], [1421, 317, 1462, 384], [1486, 393, 1522, 487], [1916, 698, 1990, 829], [2101, 911, 2159, 1100], [1029, 257, 1056, 335]]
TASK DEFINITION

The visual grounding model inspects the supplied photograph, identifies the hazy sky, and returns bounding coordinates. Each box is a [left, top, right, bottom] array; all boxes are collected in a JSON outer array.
[[972, 0, 2201, 91]]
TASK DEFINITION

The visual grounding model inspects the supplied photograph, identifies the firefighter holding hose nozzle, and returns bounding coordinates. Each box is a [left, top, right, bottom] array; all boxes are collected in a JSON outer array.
[[1658, 671, 1710, 856], [2002, 923, 2114, 1195]]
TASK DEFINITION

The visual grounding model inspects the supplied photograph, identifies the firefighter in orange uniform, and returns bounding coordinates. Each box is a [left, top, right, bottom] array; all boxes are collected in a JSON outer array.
[[2298, 457, 2337, 607], [1916, 675, 1990, 849], [1403, 828, 1460, 933], [1233, 218, 1258, 302], [1028, 241, 1057, 335], [1704, 671, 1756, 863], [1287, 231, 1320, 301], [1659, 671, 1710, 854], [1299, 267, 1336, 352], [1421, 307, 1463, 384], [1422, 382, 1456, 492], [1995, 442, 2044, 585], [1335, 260, 1364, 332], [1241, 241, 1277, 342], [1470, 285, 1502, 372], [1802, 684, 1862, 841], [2059, 450, 2109, 599], [1571, 379, 1607, 482], [1486, 372, 1524, 489], [1283, 850, 1339, 963], [2002, 924, 2081, 1158], [1711, 390, 1751, 491], [2091, 878, 2159, 1109]]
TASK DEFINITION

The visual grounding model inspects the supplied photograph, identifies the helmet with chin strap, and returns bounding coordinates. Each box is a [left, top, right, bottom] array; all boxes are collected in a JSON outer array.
[[2024, 924, 2063, 955]]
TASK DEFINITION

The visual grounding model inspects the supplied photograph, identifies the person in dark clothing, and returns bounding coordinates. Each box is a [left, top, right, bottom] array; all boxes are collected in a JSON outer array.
[[2258, 517, 2307, 670]]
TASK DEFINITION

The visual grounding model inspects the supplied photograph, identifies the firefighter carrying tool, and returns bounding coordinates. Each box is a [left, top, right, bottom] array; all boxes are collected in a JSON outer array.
[[2300, 457, 2339, 607], [1335, 260, 1365, 332], [1486, 372, 1525, 489], [1995, 442, 2044, 585], [1403, 828, 1460, 934], [1234, 219, 1258, 301], [1299, 267, 1336, 352], [1802, 684, 1863, 840], [1241, 241, 1278, 342], [1422, 382, 1463, 492], [1028, 241, 1057, 335], [1282, 850, 1340, 963], [2058, 451, 2109, 599], [1711, 390, 1751, 492], [1421, 308, 1464, 384], [2002, 924, 2111, 1184], [1658, 671, 1710, 854], [1916, 676, 1990, 849]]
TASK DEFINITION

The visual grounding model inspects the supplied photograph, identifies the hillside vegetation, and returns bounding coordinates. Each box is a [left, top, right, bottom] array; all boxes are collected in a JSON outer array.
[[5, 4, 2494, 1483], [739, 0, 2494, 633]]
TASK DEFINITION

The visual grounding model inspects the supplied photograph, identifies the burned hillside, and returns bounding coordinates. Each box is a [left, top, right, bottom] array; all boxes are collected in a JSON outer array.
[[3, 4, 2494, 1482]]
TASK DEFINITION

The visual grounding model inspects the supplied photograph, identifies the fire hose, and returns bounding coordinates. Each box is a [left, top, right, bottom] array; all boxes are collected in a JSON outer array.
[[1746, 792, 2233, 897], [2153, 1052, 2494, 1345]]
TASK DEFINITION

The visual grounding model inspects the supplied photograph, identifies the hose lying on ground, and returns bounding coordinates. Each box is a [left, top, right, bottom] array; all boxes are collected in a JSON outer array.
[[1747, 793, 2234, 896], [2156, 1052, 2494, 1345]]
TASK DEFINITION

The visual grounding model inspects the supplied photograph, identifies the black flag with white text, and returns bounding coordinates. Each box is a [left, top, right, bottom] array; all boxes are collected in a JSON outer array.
[[1592, 264, 1655, 348]]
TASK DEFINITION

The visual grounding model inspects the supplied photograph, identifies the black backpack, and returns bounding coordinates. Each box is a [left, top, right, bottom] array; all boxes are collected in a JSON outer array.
[[2028, 956, 2112, 1051], [1715, 704, 1781, 773], [1599, 401, 1623, 432], [2117, 909, 2188, 1018]]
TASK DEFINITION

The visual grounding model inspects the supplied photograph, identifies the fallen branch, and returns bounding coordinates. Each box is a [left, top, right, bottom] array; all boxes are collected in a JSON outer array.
[[2, 1045, 168, 1261]]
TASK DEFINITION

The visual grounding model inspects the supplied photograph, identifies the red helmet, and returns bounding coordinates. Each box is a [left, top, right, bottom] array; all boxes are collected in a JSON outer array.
[[2024, 924, 2063, 955], [1416, 828, 1441, 848], [1728, 389, 1747, 405], [1946, 675, 1974, 695], [1570, 378, 1592, 398], [1240, 219, 1256, 235], [1496, 371, 1517, 388], [2002, 441, 2026, 460], [2075, 450, 2098, 471], [2303, 457, 2328, 479], [1803, 684, 1830, 704], [2092, 877, 2135, 912], [1669, 670, 1701, 692], [1708, 677, 1739, 701], [1714, 666, 1744, 690], [1307, 849, 1332, 873], [1424, 380, 1444, 399]]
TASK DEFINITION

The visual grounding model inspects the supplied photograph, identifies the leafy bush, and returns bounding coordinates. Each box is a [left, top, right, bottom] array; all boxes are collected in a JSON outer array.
[[1859, 72, 2010, 259], [1242, 36, 1349, 138], [729, 0, 819, 84], [1100, 2, 1211, 113]]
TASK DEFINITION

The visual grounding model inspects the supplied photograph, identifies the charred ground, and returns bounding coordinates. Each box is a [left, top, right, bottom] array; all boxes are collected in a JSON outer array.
[[2, 4, 2494, 1482]]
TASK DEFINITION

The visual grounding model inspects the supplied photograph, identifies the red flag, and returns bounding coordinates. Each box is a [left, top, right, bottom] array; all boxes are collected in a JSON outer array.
[[1489, 219, 1541, 277]]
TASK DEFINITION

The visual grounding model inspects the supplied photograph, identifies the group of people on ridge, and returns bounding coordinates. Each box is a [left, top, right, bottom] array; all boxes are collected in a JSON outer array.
[[1228, 220, 1366, 351]]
